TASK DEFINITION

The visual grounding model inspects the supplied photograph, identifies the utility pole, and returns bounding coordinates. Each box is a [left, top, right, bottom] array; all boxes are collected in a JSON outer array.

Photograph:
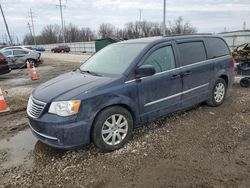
[[28, 8, 37, 46], [163, 0, 166, 36], [27, 22, 33, 37], [243, 21, 246, 30], [138, 9, 142, 38], [0, 3, 13, 45], [139, 9, 142, 23], [56, 0, 66, 43]]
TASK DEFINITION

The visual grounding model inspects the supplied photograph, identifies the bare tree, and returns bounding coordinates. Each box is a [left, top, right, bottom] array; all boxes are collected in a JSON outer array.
[[22, 17, 197, 44], [80, 28, 96, 41], [23, 33, 34, 45], [98, 23, 116, 38], [167, 16, 197, 35], [125, 21, 140, 39], [64, 23, 79, 42], [38, 24, 61, 44]]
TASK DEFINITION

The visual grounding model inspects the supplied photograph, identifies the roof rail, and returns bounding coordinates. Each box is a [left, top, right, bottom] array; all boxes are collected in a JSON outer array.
[[164, 33, 213, 37]]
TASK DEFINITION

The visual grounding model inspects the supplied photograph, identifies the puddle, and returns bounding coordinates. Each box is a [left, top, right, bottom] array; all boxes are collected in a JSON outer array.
[[0, 129, 36, 168], [0, 129, 66, 169], [1, 78, 31, 87]]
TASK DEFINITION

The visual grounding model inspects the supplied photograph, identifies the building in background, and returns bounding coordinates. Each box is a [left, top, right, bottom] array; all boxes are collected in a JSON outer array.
[[219, 30, 250, 50]]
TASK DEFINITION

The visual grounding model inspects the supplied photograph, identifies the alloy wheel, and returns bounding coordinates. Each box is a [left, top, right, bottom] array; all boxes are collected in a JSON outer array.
[[214, 82, 225, 103], [101, 114, 128, 146]]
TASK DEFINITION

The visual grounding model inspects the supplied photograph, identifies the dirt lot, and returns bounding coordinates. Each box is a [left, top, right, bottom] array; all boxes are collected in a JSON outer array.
[[0, 53, 250, 187]]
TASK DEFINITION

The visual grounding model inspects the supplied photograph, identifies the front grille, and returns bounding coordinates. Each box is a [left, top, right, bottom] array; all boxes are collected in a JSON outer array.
[[27, 96, 46, 118]]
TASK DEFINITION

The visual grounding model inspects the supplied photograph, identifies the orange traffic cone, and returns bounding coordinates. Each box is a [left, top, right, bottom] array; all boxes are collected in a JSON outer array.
[[0, 88, 10, 113], [26, 61, 30, 75], [32, 64, 38, 80]]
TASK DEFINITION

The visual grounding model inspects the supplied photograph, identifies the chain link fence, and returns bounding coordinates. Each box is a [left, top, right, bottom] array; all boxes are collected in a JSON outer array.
[[31, 41, 95, 53]]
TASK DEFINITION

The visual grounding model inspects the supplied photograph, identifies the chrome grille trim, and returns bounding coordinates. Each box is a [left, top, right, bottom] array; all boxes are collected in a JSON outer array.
[[27, 96, 46, 119]]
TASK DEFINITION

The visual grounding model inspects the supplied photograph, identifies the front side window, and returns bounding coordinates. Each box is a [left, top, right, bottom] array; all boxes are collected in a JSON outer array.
[[80, 43, 146, 75], [143, 46, 176, 73], [2, 50, 13, 57], [178, 41, 207, 66]]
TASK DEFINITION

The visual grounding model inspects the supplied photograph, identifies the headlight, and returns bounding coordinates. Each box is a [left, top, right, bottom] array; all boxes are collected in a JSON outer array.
[[48, 100, 81, 117]]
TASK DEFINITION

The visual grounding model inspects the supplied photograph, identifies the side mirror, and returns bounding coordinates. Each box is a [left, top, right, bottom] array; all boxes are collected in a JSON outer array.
[[135, 64, 156, 78]]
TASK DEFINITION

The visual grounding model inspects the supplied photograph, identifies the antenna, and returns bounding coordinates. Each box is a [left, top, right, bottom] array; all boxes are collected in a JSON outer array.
[[56, 0, 66, 43], [0, 3, 13, 45]]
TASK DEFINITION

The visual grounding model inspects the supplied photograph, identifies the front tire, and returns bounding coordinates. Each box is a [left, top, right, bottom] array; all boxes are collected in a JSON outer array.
[[92, 106, 133, 152], [206, 78, 227, 107]]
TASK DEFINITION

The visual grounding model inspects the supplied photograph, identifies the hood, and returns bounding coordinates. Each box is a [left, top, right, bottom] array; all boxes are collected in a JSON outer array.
[[32, 71, 112, 102]]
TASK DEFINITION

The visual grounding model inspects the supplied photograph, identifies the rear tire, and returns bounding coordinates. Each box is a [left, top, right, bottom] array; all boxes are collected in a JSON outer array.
[[206, 78, 227, 107], [92, 106, 133, 152], [240, 78, 250, 88]]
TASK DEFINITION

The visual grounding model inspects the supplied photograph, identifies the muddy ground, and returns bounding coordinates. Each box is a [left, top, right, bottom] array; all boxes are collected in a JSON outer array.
[[0, 53, 250, 187], [0, 52, 88, 139]]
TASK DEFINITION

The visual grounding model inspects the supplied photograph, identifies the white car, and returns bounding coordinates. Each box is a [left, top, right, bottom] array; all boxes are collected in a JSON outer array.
[[0, 46, 35, 52]]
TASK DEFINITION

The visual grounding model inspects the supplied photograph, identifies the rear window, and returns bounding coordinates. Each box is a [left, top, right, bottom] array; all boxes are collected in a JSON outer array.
[[178, 41, 207, 66], [206, 38, 230, 59]]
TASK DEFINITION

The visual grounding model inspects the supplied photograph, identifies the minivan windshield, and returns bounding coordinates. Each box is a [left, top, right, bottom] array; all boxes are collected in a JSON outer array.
[[80, 43, 146, 75]]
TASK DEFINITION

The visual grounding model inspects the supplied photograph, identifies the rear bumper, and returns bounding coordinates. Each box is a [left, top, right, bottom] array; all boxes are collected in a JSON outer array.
[[28, 117, 92, 149], [0, 64, 11, 75]]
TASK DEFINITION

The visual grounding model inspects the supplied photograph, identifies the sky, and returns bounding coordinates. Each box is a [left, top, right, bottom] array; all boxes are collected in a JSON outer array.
[[0, 0, 249, 43]]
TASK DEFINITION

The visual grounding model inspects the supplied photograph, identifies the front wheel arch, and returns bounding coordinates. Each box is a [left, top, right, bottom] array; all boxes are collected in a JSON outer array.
[[90, 104, 135, 135], [91, 105, 134, 152]]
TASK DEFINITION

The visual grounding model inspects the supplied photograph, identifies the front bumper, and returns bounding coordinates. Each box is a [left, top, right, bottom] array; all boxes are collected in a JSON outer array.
[[28, 117, 92, 149]]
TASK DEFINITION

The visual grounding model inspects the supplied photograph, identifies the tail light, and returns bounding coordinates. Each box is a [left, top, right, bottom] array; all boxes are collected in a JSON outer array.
[[0, 56, 6, 62], [231, 57, 237, 76]]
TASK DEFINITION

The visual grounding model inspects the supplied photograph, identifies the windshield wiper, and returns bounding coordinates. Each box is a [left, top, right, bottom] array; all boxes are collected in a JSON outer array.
[[79, 69, 103, 77]]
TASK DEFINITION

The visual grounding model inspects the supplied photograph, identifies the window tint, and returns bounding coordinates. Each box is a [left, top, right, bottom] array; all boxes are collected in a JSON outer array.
[[143, 46, 175, 73], [2, 50, 12, 57], [13, 50, 29, 55], [178, 42, 206, 66], [206, 38, 230, 59]]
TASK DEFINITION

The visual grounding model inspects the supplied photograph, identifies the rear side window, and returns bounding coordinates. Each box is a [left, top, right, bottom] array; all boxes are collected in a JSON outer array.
[[206, 38, 230, 59], [13, 50, 29, 55], [143, 46, 176, 73], [178, 41, 206, 66]]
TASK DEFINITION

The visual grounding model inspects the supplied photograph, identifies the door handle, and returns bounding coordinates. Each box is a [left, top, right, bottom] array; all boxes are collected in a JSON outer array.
[[171, 74, 181, 79], [183, 71, 192, 77]]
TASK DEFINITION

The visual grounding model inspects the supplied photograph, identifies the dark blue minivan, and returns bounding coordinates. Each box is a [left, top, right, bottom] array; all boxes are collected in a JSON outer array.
[[27, 35, 234, 151]]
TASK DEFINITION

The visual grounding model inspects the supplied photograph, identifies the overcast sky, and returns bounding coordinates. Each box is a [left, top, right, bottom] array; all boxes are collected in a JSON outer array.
[[0, 0, 249, 43]]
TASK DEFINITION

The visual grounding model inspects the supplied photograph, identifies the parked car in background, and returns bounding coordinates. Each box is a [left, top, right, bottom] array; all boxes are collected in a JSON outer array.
[[27, 35, 234, 152], [0, 52, 11, 75], [51, 45, 70, 53], [1, 46, 35, 52], [1, 49, 41, 68], [36, 47, 45, 52]]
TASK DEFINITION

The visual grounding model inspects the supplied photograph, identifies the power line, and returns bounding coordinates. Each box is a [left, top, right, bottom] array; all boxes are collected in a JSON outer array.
[[0, 3, 13, 45], [28, 8, 37, 46], [56, 0, 66, 43]]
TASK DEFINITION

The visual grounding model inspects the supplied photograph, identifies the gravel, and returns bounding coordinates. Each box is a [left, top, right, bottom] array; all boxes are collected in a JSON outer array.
[[0, 54, 249, 187]]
